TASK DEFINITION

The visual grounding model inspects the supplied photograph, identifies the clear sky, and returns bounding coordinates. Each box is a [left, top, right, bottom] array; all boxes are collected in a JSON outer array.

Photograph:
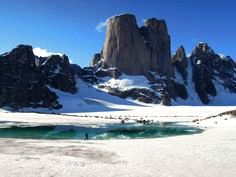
[[0, 0, 235, 66]]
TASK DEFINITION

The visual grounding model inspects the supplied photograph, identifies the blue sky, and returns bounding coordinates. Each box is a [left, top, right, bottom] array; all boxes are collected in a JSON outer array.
[[0, 0, 235, 66]]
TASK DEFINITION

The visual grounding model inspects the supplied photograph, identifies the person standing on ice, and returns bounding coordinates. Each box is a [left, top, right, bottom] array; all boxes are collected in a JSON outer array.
[[84, 133, 89, 141]]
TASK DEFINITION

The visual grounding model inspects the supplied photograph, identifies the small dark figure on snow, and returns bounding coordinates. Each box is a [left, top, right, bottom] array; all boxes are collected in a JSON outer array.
[[84, 133, 89, 141]]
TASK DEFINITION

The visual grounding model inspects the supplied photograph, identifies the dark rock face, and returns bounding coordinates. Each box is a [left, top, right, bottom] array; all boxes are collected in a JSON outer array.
[[98, 85, 161, 104], [35, 56, 47, 66], [190, 43, 217, 104], [172, 46, 188, 84], [41, 55, 77, 94], [91, 53, 101, 66], [0, 45, 61, 109], [173, 82, 188, 100], [146, 71, 188, 103], [212, 56, 236, 93], [79, 67, 98, 84], [0, 45, 78, 109], [70, 64, 82, 76], [79, 66, 122, 84], [140, 18, 173, 77], [98, 14, 173, 77], [95, 68, 122, 79]]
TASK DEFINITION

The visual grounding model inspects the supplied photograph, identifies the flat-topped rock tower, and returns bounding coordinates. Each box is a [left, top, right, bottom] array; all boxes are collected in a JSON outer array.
[[93, 14, 173, 77]]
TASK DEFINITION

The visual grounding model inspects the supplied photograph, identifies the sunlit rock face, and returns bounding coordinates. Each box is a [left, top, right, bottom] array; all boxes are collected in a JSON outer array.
[[90, 14, 236, 105], [89, 14, 183, 105], [101, 14, 150, 75], [97, 14, 173, 77]]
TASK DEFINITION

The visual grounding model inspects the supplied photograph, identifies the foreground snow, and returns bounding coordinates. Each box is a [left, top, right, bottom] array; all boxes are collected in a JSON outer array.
[[0, 107, 236, 177]]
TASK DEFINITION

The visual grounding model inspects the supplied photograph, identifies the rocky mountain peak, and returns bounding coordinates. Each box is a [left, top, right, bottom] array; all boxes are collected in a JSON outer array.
[[91, 53, 101, 66], [172, 45, 187, 62], [144, 18, 168, 36], [0, 45, 78, 109], [1, 44, 36, 65], [192, 42, 215, 58], [0, 15, 235, 109], [107, 13, 137, 25], [190, 43, 217, 104], [95, 14, 173, 77], [172, 46, 188, 84], [42, 54, 77, 94], [101, 13, 150, 75]]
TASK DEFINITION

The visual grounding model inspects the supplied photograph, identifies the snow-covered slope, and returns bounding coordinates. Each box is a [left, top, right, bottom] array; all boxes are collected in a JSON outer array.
[[8, 75, 234, 114], [8, 78, 147, 114]]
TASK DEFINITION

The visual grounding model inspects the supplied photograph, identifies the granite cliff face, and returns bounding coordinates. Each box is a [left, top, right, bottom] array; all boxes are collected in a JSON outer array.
[[0, 45, 77, 109], [140, 18, 173, 77], [94, 14, 173, 77], [101, 14, 150, 75], [89, 14, 236, 105], [90, 14, 185, 104], [0, 14, 235, 109]]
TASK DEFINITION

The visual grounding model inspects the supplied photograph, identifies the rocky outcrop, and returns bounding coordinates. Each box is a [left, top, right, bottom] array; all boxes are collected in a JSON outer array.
[[98, 85, 161, 104], [96, 14, 173, 77], [90, 14, 236, 105], [95, 68, 122, 79], [140, 18, 173, 77], [41, 55, 77, 94], [79, 66, 122, 84], [190, 43, 217, 104], [35, 56, 47, 66], [212, 55, 236, 93], [101, 14, 150, 75], [0, 45, 78, 109], [172, 46, 188, 84], [70, 64, 82, 76], [1, 15, 235, 108], [147, 71, 188, 102], [91, 53, 101, 66], [0, 45, 61, 109], [90, 14, 181, 104]]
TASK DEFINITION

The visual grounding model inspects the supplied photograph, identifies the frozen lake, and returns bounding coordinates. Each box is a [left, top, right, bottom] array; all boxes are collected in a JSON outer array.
[[0, 122, 203, 140]]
